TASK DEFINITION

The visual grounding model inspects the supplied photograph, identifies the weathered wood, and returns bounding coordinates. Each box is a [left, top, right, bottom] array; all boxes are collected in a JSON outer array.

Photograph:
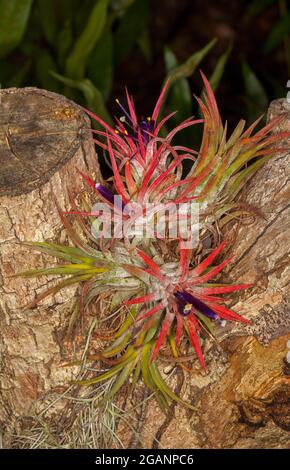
[[0, 88, 101, 444]]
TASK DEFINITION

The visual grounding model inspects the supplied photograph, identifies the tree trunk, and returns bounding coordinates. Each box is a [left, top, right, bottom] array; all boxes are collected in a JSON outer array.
[[0, 88, 100, 445]]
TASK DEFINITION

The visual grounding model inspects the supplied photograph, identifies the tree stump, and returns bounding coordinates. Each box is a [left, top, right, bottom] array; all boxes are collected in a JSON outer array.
[[0, 88, 100, 444]]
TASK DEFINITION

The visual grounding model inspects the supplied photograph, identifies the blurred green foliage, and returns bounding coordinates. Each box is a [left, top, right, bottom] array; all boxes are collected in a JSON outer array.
[[0, 0, 152, 117], [243, 0, 290, 122], [247, 0, 290, 54], [0, 0, 231, 137], [0, 0, 288, 138], [0, 0, 33, 58]]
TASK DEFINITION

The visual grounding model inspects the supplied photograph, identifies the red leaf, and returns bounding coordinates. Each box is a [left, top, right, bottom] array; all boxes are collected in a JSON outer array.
[[152, 79, 169, 122], [124, 293, 156, 305], [186, 315, 206, 369], [210, 303, 252, 324], [137, 249, 162, 274], [107, 134, 130, 203], [200, 284, 253, 295], [175, 311, 183, 346], [125, 87, 138, 126], [192, 241, 227, 276], [136, 302, 165, 323], [150, 311, 174, 363], [191, 256, 234, 284], [77, 169, 96, 189]]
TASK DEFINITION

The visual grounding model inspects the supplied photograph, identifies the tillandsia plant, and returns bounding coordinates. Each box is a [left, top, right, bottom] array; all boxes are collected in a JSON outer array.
[[20, 72, 289, 409]]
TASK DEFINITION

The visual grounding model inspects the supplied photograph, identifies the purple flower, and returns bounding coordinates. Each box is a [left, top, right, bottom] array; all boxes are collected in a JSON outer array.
[[139, 117, 155, 145], [95, 184, 127, 212], [116, 98, 155, 146], [174, 291, 218, 320]]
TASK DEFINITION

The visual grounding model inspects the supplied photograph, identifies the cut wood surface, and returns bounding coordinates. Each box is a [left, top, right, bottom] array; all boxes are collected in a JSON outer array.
[[0, 88, 100, 444]]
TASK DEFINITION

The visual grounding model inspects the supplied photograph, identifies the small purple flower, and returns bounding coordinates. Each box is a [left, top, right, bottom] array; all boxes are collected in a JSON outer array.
[[95, 184, 115, 205], [115, 98, 155, 146], [95, 184, 127, 212], [174, 291, 218, 320], [139, 117, 155, 145]]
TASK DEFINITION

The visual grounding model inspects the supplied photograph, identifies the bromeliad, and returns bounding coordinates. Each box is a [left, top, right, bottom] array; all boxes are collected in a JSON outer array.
[[80, 71, 289, 241], [19, 72, 289, 408], [122, 241, 252, 368]]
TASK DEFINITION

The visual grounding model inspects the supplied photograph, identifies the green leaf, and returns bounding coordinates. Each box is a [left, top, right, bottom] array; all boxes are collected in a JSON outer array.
[[246, 0, 278, 18], [114, 0, 148, 65], [24, 241, 99, 263], [57, 20, 73, 68], [7, 60, 31, 87], [36, 0, 57, 45], [66, 0, 109, 80], [264, 11, 290, 53], [76, 348, 137, 386], [141, 343, 169, 410], [137, 27, 152, 63], [0, 0, 33, 58], [24, 272, 97, 309], [76, 362, 125, 386], [140, 343, 159, 392], [165, 39, 217, 89], [149, 360, 197, 410], [115, 306, 138, 338], [169, 328, 178, 358], [103, 333, 132, 358], [242, 60, 268, 122], [209, 43, 232, 92], [52, 72, 113, 125], [88, 28, 113, 98], [164, 46, 177, 71], [19, 264, 106, 278], [228, 155, 273, 199], [195, 312, 215, 333], [104, 357, 138, 401], [164, 46, 192, 122], [36, 53, 61, 92], [131, 361, 141, 391]]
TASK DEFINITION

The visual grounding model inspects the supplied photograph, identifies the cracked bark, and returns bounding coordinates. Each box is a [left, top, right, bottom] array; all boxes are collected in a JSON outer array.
[[0, 88, 101, 444]]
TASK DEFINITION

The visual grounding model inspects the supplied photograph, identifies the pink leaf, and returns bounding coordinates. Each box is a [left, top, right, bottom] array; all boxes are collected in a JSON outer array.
[[152, 79, 170, 122]]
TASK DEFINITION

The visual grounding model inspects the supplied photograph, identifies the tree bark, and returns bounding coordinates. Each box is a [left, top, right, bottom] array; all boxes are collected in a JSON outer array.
[[0, 88, 100, 444]]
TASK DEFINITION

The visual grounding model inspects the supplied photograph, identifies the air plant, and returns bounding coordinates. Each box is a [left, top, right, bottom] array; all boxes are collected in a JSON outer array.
[[124, 240, 252, 367], [86, 71, 288, 237], [20, 72, 289, 409]]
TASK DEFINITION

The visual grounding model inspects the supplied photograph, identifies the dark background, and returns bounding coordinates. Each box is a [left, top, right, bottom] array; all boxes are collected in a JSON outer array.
[[116, 0, 289, 121], [0, 0, 289, 128]]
